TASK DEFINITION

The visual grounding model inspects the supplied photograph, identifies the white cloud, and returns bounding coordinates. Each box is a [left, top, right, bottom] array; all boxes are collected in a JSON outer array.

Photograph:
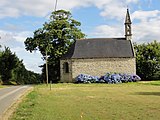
[[0, 0, 92, 18], [133, 20, 160, 43], [126, 0, 139, 3], [13, 31, 33, 43], [0, 29, 43, 73], [91, 18, 160, 43], [131, 10, 160, 42], [0, 7, 20, 18], [54, 0, 139, 20], [132, 10, 160, 22], [0, 30, 32, 43], [2, 23, 26, 32], [92, 24, 124, 38], [88, 5, 160, 43], [20, 51, 44, 73], [0, 0, 55, 18], [1, 0, 158, 43], [99, 4, 126, 20], [0, 30, 17, 47], [0, 0, 139, 19]]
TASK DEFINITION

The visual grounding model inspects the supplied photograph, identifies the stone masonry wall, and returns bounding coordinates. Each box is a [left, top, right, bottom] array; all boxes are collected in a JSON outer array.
[[60, 59, 72, 82], [71, 58, 136, 80]]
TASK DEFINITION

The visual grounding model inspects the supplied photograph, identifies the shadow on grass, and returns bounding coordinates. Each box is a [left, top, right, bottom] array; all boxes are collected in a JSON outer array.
[[135, 92, 160, 96], [139, 81, 160, 86], [150, 83, 160, 86]]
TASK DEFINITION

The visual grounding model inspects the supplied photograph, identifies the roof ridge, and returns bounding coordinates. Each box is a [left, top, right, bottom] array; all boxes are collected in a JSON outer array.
[[78, 38, 126, 40]]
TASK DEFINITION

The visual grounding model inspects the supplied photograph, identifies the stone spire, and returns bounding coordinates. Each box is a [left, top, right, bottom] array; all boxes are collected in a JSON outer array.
[[125, 8, 132, 40]]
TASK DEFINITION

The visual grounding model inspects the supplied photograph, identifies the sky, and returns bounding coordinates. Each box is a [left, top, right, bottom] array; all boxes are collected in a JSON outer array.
[[0, 0, 160, 73]]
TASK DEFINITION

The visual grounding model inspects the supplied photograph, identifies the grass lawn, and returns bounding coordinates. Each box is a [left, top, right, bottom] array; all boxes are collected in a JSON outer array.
[[0, 85, 7, 89], [11, 81, 160, 120], [0, 85, 3, 88]]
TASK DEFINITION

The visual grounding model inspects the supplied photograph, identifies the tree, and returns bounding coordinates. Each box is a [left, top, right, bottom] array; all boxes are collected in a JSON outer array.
[[24, 10, 85, 83], [0, 45, 41, 84], [134, 40, 160, 80], [11, 59, 42, 84], [0, 47, 18, 84], [0, 45, 2, 84], [11, 60, 27, 84]]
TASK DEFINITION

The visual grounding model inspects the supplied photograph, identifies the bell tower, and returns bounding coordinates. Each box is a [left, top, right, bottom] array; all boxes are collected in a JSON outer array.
[[125, 8, 132, 40]]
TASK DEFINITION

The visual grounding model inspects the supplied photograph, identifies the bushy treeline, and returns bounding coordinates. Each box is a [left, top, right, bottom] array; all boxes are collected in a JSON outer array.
[[0, 46, 41, 85], [134, 40, 160, 80]]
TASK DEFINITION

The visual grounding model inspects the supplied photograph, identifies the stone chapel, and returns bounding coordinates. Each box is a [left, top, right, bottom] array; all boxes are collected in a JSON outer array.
[[60, 9, 136, 82]]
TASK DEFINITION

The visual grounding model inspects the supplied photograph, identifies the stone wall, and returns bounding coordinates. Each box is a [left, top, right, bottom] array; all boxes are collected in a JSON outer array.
[[60, 58, 136, 82], [71, 58, 136, 79], [60, 59, 72, 82]]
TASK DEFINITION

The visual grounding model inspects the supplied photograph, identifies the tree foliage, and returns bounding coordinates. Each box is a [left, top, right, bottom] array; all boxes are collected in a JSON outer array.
[[24, 10, 85, 82], [0, 46, 41, 84], [25, 10, 85, 57], [134, 40, 160, 80], [0, 47, 18, 83]]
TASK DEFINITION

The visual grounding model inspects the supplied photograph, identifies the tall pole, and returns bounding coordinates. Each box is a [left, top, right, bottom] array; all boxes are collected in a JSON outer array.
[[46, 0, 58, 87], [46, 49, 49, 86], [55, 0, 58, 11]]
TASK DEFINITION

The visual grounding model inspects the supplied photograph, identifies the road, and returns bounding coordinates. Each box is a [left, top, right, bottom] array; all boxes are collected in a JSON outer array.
[[0, 85, 32, 119]]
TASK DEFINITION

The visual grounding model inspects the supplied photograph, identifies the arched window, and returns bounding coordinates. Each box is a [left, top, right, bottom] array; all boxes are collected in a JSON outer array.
[[63, 62, 69, 73]]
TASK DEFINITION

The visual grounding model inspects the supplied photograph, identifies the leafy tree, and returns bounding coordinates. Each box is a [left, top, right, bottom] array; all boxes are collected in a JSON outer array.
[[11, 60, 27, 84], [26, 71, 42, 84], [24, 10, 85, 82], [134, 40, 160, 80], [0, 45, 2, 83], [0, 47, 18, 84], [0, 46, 41, 84], [11, 59, 42, 84]]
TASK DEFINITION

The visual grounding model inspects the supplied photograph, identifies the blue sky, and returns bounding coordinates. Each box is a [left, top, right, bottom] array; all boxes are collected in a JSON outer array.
[[0, 0, 160, 73]]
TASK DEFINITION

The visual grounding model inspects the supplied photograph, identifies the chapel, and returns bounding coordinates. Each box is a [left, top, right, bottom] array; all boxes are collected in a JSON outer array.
[[60, 9, 136, 82]]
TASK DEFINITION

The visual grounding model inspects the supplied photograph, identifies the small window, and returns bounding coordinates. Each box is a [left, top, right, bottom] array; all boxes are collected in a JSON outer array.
[[63, 62, 69, 73]]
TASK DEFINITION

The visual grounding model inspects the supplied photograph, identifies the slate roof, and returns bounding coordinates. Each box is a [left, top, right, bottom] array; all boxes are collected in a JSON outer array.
[[61, 38, 135, 59]]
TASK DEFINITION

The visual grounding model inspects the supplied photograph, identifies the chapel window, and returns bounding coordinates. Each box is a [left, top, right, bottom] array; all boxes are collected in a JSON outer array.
[[63, 62, 69, 73]]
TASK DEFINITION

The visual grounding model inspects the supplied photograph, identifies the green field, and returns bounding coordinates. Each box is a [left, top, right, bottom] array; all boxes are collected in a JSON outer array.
[[0, 85, 6, 88], [11, 81, 160, 120]]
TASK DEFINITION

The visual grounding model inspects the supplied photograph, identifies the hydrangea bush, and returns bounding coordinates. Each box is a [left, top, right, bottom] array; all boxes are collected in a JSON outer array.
[[75, 73, 141, 84], [75, 74, 99, 83]]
